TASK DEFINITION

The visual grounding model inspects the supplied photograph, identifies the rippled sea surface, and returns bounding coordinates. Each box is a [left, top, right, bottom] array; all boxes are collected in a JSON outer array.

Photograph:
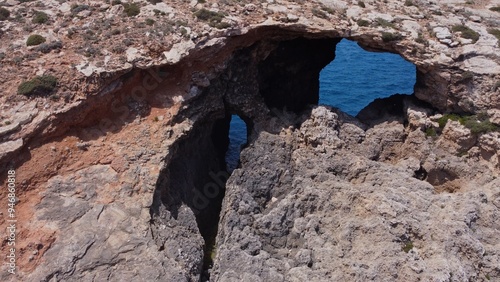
[[226, 39, 416, 170], [319, 39, 416, 115]]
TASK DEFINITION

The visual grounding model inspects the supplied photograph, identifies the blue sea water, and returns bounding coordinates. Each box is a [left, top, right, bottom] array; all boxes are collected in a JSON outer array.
[[226, 39, 416, 170], [319, 39, 416, 115], [226, 115, 247, 172]]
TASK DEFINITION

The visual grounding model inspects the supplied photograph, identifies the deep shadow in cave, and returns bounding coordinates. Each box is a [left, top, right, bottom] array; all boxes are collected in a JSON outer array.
[[149, 111, 251, 281], [258, 37, 339, 112], [148, 114, 231, 280]]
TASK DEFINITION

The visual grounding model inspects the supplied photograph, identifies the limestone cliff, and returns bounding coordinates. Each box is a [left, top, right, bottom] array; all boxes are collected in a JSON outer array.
[[0, 0, 499, 281]]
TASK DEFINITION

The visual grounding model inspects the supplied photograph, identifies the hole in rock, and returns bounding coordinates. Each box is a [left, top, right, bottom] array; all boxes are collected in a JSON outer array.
[[226, 115, 248, 173], [426, 168, 461, 193], [414, 165, 428, 180], [319, 39, 416, 116]]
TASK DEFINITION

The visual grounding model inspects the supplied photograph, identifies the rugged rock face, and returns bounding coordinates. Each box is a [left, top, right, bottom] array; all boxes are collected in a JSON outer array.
[[212, 104, 500, 281], [0, 0, 499, 281]]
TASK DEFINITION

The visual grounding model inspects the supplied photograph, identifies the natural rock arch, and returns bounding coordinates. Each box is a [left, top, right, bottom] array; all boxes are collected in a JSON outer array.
[[4, 22, 499, 282]]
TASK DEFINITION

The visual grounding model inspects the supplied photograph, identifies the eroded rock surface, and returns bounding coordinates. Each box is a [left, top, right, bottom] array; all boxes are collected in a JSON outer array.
[[213, 105, 500, 281]]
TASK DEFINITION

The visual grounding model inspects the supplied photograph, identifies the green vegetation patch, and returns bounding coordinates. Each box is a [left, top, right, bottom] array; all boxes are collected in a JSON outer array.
[[214, 22, 231, 29], [381, 32, 402, 42], [320, 5, 335, 14], [194, 8, 223, 22], [194, 8, 230, 29], [488, 28, 500, 41], [494, 81, 500, 91], [357, 19, 370, 27], [123, 3, 140, 17], [416, 32, 428, 45], [461, 116, 498, 134], [460, 71, 474, 81], [425, 127, 437, 137], [489, 6, 500, 12], [404, 0, 415, 6], [26, 34, 46, 46], [312, 8, 328, 19], [402, 241, 414, 253], [32, 11, 49, 24], [0, 7, 9, 21], [438, 113, 498, 134], [35, 41, 63, 54], [438, 113, 461, 128], [374, 17, 395, 28], [452, 25, 480, 43], [18, 75, 58, 96], [71, 4, 90, 14]]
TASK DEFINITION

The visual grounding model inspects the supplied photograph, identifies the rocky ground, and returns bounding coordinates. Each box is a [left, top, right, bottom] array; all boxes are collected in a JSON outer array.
[[0, 0, 499, 281], [213, 101, 500, 281]]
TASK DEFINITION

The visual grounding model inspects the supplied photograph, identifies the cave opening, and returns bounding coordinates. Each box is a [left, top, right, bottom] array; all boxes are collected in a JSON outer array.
[[226, 115, 248, 173], [319, 39, 417, 116]]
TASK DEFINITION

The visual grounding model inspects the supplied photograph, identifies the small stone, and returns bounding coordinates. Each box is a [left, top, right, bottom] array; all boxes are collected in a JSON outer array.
[[245, 4, 257, 12], [0, 122, 20, 137], [0, 139, 23, 159], [78, 10, 92, 18], [15, 111, 37, 125], [126, 47, 140, 63], [76, 142, 90, 150], [439, 38, 452, 45], [295, 249, 312, 266], [287, 14, 299, 22], [433, 27, 452, 40], [458, 38, 473, 45], [487, 109, 500, 126], [59, 3, 71, 13], [470, 16, 481, 22]]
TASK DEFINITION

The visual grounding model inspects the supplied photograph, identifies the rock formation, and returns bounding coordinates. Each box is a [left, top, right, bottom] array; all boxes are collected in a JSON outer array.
[[212, 102, 500, 281], [0, 0, 499, 281]]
